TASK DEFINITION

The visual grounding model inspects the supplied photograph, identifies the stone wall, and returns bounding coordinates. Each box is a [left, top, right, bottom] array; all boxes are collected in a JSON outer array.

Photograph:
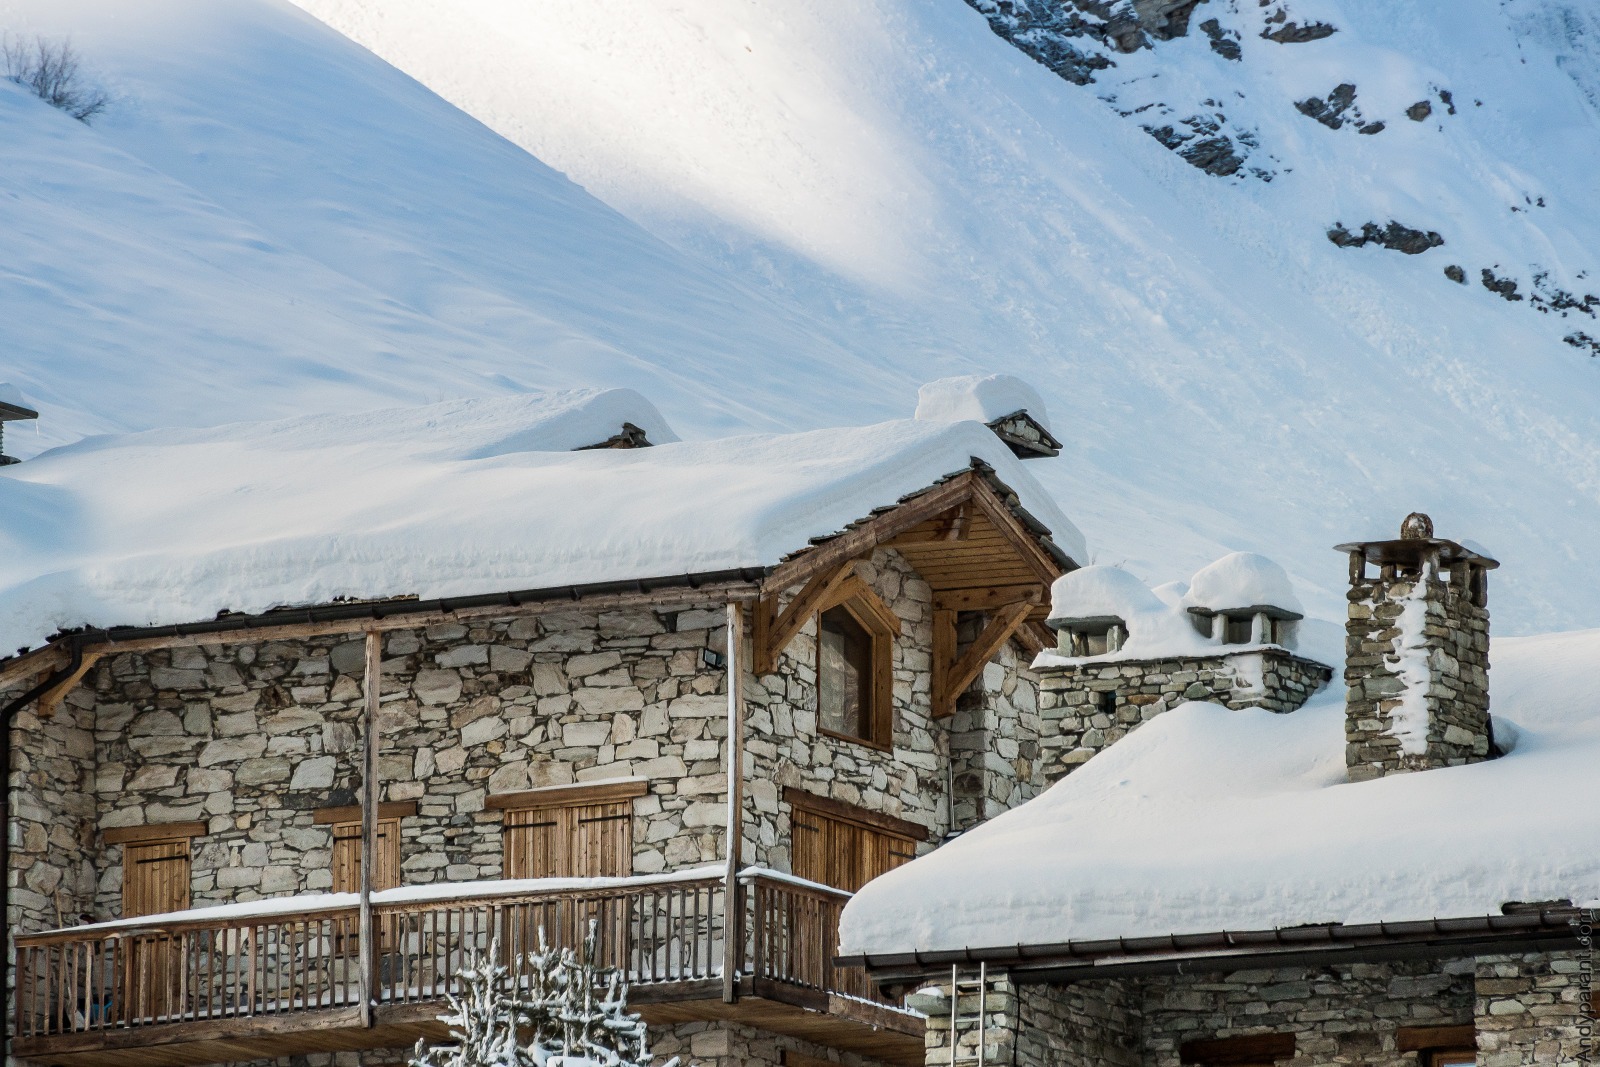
[[5, 692, 98, 934], [653, 1019, 896, 1067], [1344, 564, 1491, 781], [1037, 649, 1330, 782], [949, 639, 1043, 833], [76, 602, 733, 916], [743, 550, 950, 871], [1475, 951, 1594, 1065], [1140, 959, 1474, 1065], [923, 975, 1140, 1067]]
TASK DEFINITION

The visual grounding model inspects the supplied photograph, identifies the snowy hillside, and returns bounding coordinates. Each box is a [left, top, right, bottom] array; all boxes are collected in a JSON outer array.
[[3, 0, 1599, 633]]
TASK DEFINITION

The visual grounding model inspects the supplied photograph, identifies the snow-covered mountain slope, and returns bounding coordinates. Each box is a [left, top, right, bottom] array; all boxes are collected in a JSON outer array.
[[204, 0, 1600, 628], [0, 0, 909, 449], [3, 0, 1599, 634]]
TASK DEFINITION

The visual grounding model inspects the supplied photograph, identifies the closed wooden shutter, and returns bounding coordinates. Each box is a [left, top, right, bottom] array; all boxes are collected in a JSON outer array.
[[123, 838, 190, 917], [792, 805, 917, 893], [330, 818, 402, 893], [503, 800, 632, 879]]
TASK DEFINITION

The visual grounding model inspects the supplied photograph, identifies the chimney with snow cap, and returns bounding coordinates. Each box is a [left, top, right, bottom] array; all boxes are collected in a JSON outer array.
[[1337, 513, 1497, 782], [913, 373, 1061, 459], [0, 384, 38, 466]]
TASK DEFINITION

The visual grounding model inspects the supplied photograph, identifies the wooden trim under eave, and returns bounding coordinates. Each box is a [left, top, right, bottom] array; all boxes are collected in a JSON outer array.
[[311, 801, 420, 825], [485, 779, 649, 811], [784, 787, 929, 842], [103, 821, 208, 845]]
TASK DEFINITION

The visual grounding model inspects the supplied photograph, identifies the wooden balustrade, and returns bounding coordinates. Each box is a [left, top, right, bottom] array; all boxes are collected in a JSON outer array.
[[14, 875, 724, 1040], [13, 870, 902, 1043], [742, 871, 892, 1009]]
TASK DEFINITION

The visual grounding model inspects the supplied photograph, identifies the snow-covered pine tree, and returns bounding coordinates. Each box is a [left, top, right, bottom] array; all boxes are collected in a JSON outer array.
[[409, 944, 531, 1067], [409, 923, 680, 1067]]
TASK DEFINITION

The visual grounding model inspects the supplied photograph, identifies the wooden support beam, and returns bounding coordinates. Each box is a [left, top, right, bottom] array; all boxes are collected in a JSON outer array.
[[1014, 619, 1052, 658], [931, 609, 956, 720], [358, 630, 380, 1028], [722, 601, 746, 1005], [933, 585, 1043, 612], [934, 599, 1036, 719], [1179, 1032, 1296, 1065], [754, 561, 857, 675], [35, 651, 102, 718], [0, 645, 69, 694]]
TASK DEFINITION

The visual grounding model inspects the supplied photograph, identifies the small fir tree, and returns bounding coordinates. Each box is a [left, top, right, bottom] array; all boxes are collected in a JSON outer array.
[[411, 923, 680, 1067]]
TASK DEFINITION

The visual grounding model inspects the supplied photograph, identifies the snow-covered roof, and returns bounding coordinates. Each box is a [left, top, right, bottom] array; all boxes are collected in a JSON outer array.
[[839, 628, 1600, 957], [0, 391, 1084, 658], [913, 374, 1051, 434], [1048, 565, 1163, 624], [1183, 552, 1303, 616]]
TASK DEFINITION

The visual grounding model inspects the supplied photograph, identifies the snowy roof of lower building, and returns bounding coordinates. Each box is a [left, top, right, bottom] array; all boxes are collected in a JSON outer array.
[[839, 627, 1600, 960], [0, 391, 1084, 659]]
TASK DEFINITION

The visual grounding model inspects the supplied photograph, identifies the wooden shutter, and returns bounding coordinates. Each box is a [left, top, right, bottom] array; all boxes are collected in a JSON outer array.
[[503, 808, 563, 879], [123, 838, 191, 917], [330, 818, 402, 893], [791, 804, 917, 893], [504, 799, 632, 879]]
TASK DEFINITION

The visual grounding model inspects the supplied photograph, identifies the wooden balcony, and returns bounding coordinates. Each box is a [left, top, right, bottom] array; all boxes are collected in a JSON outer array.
[[11, 869, 922, 1067]]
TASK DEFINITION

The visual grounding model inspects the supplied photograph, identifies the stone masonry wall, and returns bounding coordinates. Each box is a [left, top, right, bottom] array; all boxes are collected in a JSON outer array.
[[79, 602, 733, 916], [1140, 959, 1474, 1066], [1345, 565, 1491, 781], [923, 975, 1140, 1067], [654, 1018, 896, 1067], [1475, 951, 1595, 1065], [5, 692, 98, 935], [949, 638, 1042, 833], [1037, 650, 1331, 782], [744, 550, 948, 870]]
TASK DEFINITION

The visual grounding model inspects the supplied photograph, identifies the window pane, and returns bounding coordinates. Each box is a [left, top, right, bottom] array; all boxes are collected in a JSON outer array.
[[820, 606, 872, 738]]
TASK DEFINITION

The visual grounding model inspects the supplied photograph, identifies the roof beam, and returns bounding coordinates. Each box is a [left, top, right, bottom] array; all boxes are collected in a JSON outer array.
[[754, 561, 858, 675], [933, 595, 1038, 718], [35, 651, 102, 719]]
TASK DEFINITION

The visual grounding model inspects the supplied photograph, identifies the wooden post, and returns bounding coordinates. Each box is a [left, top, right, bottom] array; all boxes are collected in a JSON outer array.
[[358, 630, 380, 1026], [722, 601, 745, 1004]]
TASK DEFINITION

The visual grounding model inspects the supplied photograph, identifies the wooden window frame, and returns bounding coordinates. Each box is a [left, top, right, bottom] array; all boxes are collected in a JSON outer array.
[[814, 575, 899, 751], [311, 800, 419, 825], [1398, 1025, 1476, 1067]]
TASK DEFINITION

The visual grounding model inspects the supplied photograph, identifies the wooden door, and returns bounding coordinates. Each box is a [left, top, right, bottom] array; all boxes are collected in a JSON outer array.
[[123, 838, 190, 1022]]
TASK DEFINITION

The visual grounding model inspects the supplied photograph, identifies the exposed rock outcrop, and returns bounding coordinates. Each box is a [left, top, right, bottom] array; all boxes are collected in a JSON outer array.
[[1327, 221, 1444, 255], [1295, 83, 1385, 133]]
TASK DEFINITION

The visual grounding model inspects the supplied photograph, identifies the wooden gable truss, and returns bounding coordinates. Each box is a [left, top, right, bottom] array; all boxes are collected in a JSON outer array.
[[753, 467, 1072, 718]]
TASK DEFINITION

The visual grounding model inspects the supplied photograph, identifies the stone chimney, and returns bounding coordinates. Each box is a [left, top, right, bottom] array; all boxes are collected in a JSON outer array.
[[1337, 513, 1497, 782]]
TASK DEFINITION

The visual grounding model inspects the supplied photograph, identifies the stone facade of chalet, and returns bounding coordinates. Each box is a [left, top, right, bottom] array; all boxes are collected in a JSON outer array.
[[930, 951, 1594, 1067]]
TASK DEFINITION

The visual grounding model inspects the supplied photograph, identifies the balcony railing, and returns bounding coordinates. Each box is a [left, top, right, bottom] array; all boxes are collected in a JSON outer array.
[[12, 867, 906, 1047]]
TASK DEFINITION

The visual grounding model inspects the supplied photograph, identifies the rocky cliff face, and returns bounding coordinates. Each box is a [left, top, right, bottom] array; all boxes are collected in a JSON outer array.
[[965, 0, 1600, 354]]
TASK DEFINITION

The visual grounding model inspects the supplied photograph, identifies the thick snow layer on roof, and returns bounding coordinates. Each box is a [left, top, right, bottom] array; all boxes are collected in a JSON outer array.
[[914, 375, 1051, 434], [0, 393, 1083, 658], [1049, 565, 1163, 621], [840, 628, 1600, 956], [0, 383, 29, 410], [1184, 552, 1303, 614]]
